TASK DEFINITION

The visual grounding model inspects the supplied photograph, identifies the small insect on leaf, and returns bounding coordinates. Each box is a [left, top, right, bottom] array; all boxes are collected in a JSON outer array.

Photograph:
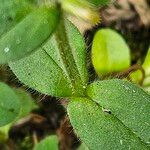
[[102, 107, 112, 114]]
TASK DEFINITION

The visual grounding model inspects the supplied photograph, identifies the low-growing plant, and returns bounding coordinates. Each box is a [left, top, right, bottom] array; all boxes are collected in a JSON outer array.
[[0, 0, 150, 149]]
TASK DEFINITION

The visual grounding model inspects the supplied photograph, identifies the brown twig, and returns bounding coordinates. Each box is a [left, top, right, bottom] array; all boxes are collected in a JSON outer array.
[[114, 64, 145, 85]]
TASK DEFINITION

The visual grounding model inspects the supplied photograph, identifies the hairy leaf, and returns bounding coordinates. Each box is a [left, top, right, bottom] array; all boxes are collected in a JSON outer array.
[[68, 97, 149, 150], [9, 21, 88, 97], [0, 82, 21, 127], [34, 135, 58, 150], [86, 79, 150, 144], [0, 6, 60, 64], [92, 29, 130, 76]]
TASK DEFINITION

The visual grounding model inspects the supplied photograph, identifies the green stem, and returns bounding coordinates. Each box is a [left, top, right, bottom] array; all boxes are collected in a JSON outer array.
[[54, 15, 85, 96]]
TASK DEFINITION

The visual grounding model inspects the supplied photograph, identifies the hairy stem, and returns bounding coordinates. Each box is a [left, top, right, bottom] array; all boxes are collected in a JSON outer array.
[[54, 15, 85, 96]]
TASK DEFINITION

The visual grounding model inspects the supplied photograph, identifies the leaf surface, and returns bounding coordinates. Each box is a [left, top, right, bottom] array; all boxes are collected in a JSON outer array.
[[0, 6, 60, 63], [68, 97, 149, 150], [86, 79, 150, 144]]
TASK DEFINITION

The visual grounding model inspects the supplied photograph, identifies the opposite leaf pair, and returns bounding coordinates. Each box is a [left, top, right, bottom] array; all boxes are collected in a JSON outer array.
[[10, 19, 150, 150]]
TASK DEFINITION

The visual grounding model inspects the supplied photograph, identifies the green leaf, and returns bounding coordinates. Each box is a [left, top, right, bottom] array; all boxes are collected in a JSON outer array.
[[0, 6, 60, 64], [0, 82, 21, 127], [92, 29, 130, 76], [68, 97, 149, 150], [86, 79, 150, 144], [34, 135, 59, 150], [0, 0, 34, 37], [9, 20, 88, 97], [14, 89, 37, 118], [87, 0, 112, 6]]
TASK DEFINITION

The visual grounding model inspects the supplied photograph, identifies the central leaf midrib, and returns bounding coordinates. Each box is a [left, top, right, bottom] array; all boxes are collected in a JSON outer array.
[[42, 47, 72, 83]]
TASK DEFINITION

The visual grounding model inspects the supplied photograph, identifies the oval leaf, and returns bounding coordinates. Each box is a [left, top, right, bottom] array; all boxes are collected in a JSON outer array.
[[0, 82, 21, 127], [86, 79, 150, 144], [92, 29, 130, 76], [34, 135, 58, 150], [0, 6, 60, 64], [9, 21, 88, 97], [68, 97, 149, 150]]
